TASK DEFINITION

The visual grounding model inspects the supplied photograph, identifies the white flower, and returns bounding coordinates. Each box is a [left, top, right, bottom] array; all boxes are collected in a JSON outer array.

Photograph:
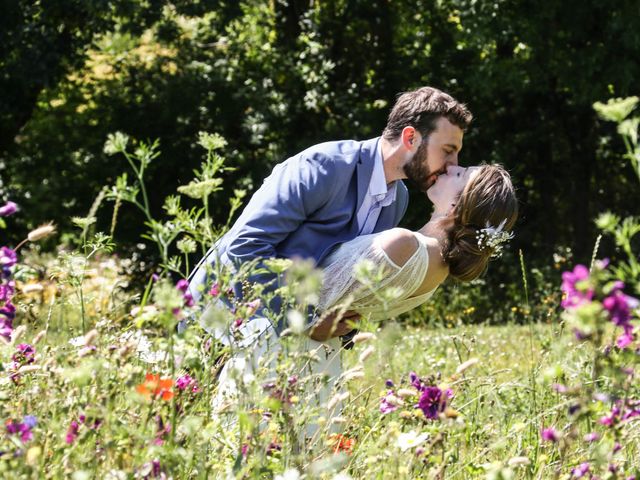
[[332, 474, 353, 480], [475, 219, 514, 258], [396, 430, 429, 452], [274, 469, 301, 480], [287, 310, 306, 334]]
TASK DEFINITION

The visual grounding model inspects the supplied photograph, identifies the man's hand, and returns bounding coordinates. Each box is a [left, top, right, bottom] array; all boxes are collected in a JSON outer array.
[[308, 309, 360, 341]]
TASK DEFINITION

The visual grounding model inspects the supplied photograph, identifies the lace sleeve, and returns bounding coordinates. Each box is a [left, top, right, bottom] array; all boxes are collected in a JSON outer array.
[[317, 232, 429, 316]]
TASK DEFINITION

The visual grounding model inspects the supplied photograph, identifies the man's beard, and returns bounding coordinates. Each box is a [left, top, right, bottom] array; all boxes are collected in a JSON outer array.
[[402, 141, 433, 192]]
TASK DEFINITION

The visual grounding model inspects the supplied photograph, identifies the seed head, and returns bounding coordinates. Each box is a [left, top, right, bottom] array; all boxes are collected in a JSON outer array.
[[27, 223, 56, 242]]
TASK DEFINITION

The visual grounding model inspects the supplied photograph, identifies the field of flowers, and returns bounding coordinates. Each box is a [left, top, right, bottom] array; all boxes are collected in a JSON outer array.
[[1, 222, 639, 479], [1, 98, 639, 479]]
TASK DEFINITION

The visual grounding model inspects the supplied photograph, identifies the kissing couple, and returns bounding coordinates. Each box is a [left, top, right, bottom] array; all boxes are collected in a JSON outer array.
[[186, 86, 518, 437]]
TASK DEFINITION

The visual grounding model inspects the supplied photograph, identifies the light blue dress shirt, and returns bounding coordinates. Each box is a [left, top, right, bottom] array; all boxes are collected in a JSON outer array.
[[356, 142, 398, 235]]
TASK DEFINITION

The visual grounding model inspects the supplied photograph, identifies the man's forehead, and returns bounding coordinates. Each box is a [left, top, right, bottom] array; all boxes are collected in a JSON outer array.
[[430, 118, 463, 147]]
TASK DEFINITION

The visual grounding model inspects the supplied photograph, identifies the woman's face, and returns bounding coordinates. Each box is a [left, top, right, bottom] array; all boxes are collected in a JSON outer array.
[[427, 165, 482, 214]]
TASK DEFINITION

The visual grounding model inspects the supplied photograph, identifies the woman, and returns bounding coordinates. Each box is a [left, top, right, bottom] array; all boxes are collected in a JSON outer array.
[[309, 163, 518, 340], [212, 163, 518, 441]]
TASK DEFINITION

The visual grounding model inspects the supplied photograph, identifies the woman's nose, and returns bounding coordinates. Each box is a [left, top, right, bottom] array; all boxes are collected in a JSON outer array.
[[446, 165, 465, 176]]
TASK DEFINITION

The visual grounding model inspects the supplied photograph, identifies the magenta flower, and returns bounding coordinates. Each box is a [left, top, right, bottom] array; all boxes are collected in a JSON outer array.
[[0, 247, 17, 269], [0, 302, 15, 320], [209, 283, 220, 297], [541, 427, 559, 442], [0, 202, 17, 217], [561, 265, 593, 309], [12, 343, 35, 365], [66, 420, 80, 444], [617, 331, 634, 349], [175, 374, 199, 393], [380, 390, 399, 414], [6, 416, 36, 442], [176, 279, 195, 307], [0, 280, 14, 302]]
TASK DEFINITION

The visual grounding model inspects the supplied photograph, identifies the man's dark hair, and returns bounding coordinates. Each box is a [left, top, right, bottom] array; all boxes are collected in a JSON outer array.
[[382, 86, 473, 141]]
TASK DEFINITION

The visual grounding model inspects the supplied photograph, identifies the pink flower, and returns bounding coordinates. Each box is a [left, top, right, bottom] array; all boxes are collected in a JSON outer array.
[[380, 390, 399, 414], [66, 420, 80, 444], [561, 265, 593, 309], [571, 462, 590, 478], [209, 283, 220, 297], [12, 343, 35, 365], [584, 432, 600, 442]]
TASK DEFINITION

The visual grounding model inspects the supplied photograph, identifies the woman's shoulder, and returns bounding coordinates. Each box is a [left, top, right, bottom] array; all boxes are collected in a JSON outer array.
[[373, 228, 420, 267]]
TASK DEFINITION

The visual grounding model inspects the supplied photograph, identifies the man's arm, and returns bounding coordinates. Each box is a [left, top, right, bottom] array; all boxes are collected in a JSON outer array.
[[222, 153, 338, 329]]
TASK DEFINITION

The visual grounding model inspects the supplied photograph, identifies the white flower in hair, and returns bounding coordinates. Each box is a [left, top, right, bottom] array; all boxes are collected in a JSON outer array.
[[476, 219, 514, 258]]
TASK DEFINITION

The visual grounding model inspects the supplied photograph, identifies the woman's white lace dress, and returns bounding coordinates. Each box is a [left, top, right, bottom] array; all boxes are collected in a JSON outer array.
[[317, 231, 437, 318], [211, 230, 437, 445]]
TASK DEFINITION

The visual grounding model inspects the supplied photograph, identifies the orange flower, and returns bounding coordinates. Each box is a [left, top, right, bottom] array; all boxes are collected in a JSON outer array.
[[136, 373, 174, 401], [328, 434, 355, 454]]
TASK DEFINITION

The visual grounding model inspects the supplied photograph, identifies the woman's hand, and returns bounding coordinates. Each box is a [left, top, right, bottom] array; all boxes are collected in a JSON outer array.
[[308, 310, 360, 341]]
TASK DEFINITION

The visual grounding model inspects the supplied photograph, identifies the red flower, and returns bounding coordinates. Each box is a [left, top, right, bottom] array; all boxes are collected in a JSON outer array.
[[136, 374, 174, 401], [328, 434, 355, 454]]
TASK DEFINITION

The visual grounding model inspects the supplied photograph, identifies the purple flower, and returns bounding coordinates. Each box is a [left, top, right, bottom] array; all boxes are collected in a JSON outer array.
[[209, 283, 220, 297], [561, 265, 593, 309], [418, 386, 448, 420], [12, 344, 35, 365], [176, 279, 189, 292], [571, 462, 590, 478], [0, 202, 17, 217], [0, 281, 14, 302], [23, 416, 37, 429], [603, 289, 639, 329], [6, 419, 33, 442], [385, 379, 395, 388], [0, 302, 15, 320], [409, 371, 422, 390], [0, 247, 17, 269], [541, 427, 559, 442], [380, 390, 399, 414], [183, 292, 194, 308]]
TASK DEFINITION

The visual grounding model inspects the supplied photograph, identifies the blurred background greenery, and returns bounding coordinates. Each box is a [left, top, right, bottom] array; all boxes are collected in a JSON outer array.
[[1, 0, 639, 324]]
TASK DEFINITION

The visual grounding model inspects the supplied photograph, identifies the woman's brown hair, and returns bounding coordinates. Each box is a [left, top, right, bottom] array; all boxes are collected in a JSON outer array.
[[442, 164, 518, 282]]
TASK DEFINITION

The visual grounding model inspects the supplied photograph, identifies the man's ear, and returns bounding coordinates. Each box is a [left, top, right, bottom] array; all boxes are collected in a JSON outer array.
[[401, 126, 420, 151]]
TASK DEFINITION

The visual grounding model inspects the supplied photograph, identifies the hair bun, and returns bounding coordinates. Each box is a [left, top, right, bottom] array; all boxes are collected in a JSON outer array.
[[444, 224, 492, 282]]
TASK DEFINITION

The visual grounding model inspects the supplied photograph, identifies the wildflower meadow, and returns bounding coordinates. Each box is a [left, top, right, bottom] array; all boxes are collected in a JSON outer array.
[[0, 95, 638, 479]]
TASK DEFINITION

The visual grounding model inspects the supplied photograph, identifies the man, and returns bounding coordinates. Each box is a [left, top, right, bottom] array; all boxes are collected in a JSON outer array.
[[188, 86, 472, 343]]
